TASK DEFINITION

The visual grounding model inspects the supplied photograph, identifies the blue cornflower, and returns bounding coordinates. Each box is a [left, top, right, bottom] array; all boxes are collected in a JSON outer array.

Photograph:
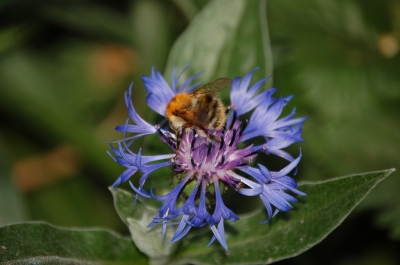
[[110, 67, 307, 251]]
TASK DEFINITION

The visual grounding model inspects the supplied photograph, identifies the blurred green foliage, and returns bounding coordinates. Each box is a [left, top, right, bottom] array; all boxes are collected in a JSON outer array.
[[0, 0, 399, 264]]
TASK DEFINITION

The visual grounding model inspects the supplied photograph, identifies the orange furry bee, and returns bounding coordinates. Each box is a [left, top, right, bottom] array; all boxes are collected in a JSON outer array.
[[165, 77, 232, 141]]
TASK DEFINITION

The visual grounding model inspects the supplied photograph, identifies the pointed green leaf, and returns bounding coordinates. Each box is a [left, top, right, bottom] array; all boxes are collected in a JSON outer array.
[[0, 222, 146, 265], [165, 0, 273, 85], [110, 188, 176, 264], [170, 169, 394, 264]]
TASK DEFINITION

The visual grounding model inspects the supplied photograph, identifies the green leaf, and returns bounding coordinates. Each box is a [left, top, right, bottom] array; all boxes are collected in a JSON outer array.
[[110, 188, 176, 265], [268, 0, 400, 239], [0, 222, 147, 265], [28, 178, 122, 229], [130, 0, 174, 71], [165, 0, 273, 86], [172, 0, 202, 21], [169, 169, 394, 264]]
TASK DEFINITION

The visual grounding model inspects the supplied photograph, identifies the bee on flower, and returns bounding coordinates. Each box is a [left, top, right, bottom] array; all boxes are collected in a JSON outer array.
[[109, 66, 307, 251]]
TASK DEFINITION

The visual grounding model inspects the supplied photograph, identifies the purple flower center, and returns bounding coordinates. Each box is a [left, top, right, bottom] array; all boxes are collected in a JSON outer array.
[[156, 111, 263, 197]]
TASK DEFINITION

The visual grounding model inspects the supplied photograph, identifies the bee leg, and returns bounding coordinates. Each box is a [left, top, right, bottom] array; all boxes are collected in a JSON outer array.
[[174, 128, 184, 159], [225, 103, 235, 115], [197, 126, 221, 142], [208, 133, 221, 142]]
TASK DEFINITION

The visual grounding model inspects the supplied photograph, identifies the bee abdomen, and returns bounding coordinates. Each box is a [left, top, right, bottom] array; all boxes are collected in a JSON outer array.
[[208, 99, 226, 129]]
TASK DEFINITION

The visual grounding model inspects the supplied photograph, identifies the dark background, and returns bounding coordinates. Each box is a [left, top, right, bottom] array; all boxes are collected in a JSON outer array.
[[0, 0, 399, 264]]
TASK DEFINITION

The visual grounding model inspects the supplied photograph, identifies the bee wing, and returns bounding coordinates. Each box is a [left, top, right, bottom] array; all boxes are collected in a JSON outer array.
[[191, 77, 232, 95]]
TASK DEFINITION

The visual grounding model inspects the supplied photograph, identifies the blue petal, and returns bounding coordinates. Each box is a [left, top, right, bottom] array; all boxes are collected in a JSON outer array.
[[261, 188, 293, 211], [142, 71, 175, 116], [209, 218, 228, 251], [212, 180, 239, 222], [179, 71, 203, 93], [129, 181, 151, 198], [170, 215, 192, 242], [275, 152, 302, 178], [121, 85, 156, 135], [258, 163, 272, 182], [139, 161, 171, 188], [136, 148, 142, 171], [230, 68, 276, 116], [111, 167, 137, 187]]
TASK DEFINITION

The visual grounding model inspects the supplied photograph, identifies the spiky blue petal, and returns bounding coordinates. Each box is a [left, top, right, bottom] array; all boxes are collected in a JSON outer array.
[[109, 66, 306, 251]]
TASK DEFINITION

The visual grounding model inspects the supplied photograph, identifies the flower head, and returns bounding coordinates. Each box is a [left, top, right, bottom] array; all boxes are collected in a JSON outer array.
[[110, 67, 307, 251]]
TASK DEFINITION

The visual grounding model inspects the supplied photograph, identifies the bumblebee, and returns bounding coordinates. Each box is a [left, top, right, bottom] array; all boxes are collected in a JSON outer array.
[[165, 77, 231, 141]]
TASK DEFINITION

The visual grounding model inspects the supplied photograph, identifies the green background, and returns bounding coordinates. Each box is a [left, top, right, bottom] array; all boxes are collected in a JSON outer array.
[[0, 0, 399, 264]]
